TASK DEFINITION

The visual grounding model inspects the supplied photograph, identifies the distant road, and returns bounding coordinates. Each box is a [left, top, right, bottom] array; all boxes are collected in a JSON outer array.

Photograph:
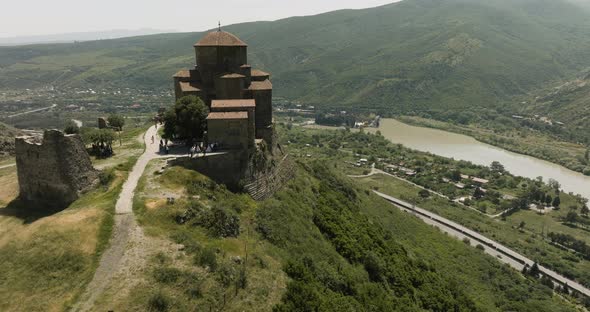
[[374, 190, 590, 298], [6, 104, 57, 118]]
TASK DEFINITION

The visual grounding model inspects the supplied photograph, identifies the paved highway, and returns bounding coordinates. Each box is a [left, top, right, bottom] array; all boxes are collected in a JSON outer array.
[[374, 190, 590, 298], [6, 104, 57, 118]]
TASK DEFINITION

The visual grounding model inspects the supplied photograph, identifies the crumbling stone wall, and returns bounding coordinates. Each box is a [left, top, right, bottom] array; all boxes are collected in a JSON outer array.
[[98, 117, 109, 129], [15, 130, 98, 208]]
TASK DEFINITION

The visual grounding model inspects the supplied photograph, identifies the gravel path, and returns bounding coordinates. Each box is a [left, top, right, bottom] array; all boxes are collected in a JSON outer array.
[[73, 125, 161, 312], [115, 126, 160, 214]]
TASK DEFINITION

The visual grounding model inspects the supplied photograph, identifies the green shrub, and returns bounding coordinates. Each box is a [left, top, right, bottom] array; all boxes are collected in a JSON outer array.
[[204, 206, 240, 238], [236, 267, 248, 289], [216, 263, 237, 288], [153, 267, 182, 284], [99, 169, 115, 187], [195, 248, 217, 271], [186, 284, 202, 299], [148, 291, 170, 312], [169, 231, 201, 254]]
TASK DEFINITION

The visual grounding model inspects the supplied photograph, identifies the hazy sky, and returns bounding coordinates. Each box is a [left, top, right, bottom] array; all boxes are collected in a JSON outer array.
[[0, 0, 399, 38]]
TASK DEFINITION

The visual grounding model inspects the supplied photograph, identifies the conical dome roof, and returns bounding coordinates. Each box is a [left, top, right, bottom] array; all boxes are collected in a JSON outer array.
[[194, 30, 247, 47]]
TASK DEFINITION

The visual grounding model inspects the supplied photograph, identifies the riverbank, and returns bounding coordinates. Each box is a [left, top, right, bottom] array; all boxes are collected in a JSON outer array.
[[397, 116, 590, 176], [366, 118, 590, 200]]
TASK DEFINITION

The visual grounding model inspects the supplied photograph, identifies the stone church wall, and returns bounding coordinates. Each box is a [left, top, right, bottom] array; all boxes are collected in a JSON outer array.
[[169, 151, 250, 190]]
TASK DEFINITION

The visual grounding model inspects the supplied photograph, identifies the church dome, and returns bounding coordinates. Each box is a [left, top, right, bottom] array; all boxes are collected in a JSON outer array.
[[194, 31, 247, 47]]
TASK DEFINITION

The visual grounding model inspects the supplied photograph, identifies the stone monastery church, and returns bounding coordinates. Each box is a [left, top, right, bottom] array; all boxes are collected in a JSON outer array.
[[173, 29, 274, 151]]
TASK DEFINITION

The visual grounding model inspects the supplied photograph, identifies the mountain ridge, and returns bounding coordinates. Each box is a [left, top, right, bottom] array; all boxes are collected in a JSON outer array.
[[1, 0, 589, 122]]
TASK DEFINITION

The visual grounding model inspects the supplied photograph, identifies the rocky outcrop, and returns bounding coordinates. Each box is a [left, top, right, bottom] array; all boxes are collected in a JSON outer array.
[[15, 129, 98, 208]]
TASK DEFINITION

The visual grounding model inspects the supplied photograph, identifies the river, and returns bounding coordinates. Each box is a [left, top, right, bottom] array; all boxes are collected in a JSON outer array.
[[362, 119, 590, 200]]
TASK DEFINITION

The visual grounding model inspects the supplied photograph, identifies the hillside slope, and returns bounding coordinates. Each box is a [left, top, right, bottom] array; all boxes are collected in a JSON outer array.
[[1, 0, 590, 115], [128, 159, 577, 311], [0, 122, 22, 156], [519, 70, 590, 133]]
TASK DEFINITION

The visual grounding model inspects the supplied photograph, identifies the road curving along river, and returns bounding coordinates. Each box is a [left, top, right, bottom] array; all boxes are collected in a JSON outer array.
[[365, 119, 590, 200]]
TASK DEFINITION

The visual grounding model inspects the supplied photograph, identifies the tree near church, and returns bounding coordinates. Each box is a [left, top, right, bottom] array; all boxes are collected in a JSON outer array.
[[164, 95, 209, 143], [162, 108, 177, 140]]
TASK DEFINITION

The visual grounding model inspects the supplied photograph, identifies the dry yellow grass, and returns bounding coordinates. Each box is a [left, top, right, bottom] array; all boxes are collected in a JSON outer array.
[[0, 177, 114, 312], [0, 167, 18, 205], [0, 125, 147, 312]]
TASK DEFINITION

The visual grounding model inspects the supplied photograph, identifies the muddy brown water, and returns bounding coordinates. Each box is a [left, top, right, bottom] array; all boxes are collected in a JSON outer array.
[[368, 119, 590, 200]]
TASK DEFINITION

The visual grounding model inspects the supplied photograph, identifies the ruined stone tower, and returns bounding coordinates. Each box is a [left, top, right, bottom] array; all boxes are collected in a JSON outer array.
[[15, 130, 98, 208]]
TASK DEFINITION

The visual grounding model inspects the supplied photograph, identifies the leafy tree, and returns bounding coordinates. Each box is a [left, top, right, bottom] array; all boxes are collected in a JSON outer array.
[[548, 178, 561, 191], [450, 169, 462, 182], [82, 128, 116, 157], [490, 161, 505, 173], [519, 221, 526, 229], [473, 187, 485, 200], [582, 204, 589, 217], [419, 189, 430, 198], [83, 128, 115, 146], [107, 114, 125, 131], [63, 120, 80, 134], [528, 262, 541, 278], [561, 283, 570, 295], [162, 107, 177, 140], [545, 194, 552, 206], [552, 196, 561, 208], [566, 211, 579, 223], [172, 96, 209, 142], [540, 274, 554, 289]]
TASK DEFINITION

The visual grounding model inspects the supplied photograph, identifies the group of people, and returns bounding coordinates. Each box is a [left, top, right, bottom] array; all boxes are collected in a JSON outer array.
[[189, 142, 218, 158], [90, 143, 113, 158], [149, 128, 218, 157], [159, 139, 169, 154]]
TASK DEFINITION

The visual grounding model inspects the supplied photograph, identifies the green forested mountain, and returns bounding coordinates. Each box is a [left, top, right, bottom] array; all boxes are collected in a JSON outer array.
[[518, 70, 590, 131], [1, 0, 590, 116]]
